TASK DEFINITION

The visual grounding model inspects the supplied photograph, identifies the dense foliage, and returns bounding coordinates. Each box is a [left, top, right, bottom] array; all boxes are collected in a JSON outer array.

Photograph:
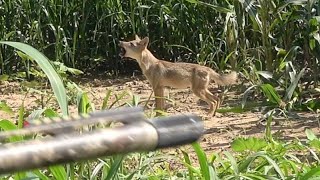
[[1, 0, 319, 76]]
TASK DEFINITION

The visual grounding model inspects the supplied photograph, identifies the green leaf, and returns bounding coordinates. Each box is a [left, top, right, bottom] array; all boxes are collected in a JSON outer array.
[[66, 67, 83, 75], [260, 84, 282, 105], [105, 155, 124, 180], [49, 165, 67, 180], [312, 31, 320, 45], [282, 46, 300, 64], [261, 155, 285, 179], [44, 108, 59, 118], [0, 120, 23, 142], [192, 142, 210, 180], [0, 74, 9, 81], [301, 167, 320, 179], [224, 151, 239, 175], [198, 1, 232, 13], [184, 0, 232, 13], [128, 94, 140, 107], [164, 44, 195, 54], [0, 119, 18, 131], [17, 104, 25, 129], [77, 91, 94, 114], [284, 67, 305, 102], [0, 101, 13, 114], [309, 139, 320, 150], [242, 85, 258, 109], [17, 51, 31, 62], [109, 90, 128, 109], [231, 137, 268, 152], [90, 161, 105, 180], [27, 108, 58, 125], [238, 153, 256, 172], [31, 169, 50, 180], [275, 47, 287, 56], [241, 0, 262, 31], [240, 173, 268, 180], [14, 172, 27, 180], [102, 89, 113, 109], [239, 152, 285, 179], [306, 129, 317, 141], [0, 41, 68, 116], [217, 106, 250, 113], [182, 150, 195, 180], [184, 0, 198, 4], [265, 110, 275, 141], [301, 99, 320, 111], [257, 71, 273, 79], [309, 39, 316, 50]]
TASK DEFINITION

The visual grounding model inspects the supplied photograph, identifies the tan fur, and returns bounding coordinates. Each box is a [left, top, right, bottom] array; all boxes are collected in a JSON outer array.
[[119, 35, 238, 116]]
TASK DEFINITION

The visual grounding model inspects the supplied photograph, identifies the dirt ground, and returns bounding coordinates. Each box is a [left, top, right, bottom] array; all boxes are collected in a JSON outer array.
[[1, 75, 320, 152]]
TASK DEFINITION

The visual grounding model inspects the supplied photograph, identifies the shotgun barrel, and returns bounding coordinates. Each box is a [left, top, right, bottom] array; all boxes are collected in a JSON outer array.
[[0, 108, 203, 174]]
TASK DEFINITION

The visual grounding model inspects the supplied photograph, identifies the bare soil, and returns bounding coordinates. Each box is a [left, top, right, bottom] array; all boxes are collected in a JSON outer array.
[[1, 75, 320, 153]]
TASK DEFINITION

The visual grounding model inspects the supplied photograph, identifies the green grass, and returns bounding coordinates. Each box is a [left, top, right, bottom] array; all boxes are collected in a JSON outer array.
[[1, 0, 319, 78]]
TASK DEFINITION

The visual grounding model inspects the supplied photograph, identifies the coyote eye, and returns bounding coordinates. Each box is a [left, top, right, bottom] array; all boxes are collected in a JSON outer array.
[[130, 42, 135, 46]]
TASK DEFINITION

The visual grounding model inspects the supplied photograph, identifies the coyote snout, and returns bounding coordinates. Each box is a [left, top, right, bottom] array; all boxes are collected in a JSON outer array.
[[120, 35, 238, 116], [119, 37, 149, 60]]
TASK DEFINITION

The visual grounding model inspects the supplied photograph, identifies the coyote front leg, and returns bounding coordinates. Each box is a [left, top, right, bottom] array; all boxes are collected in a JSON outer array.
[[154, 86, 165, 115]]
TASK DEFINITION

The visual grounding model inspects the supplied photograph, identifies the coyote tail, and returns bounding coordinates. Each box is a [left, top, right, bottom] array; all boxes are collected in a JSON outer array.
[[210, 70, 238, 86]]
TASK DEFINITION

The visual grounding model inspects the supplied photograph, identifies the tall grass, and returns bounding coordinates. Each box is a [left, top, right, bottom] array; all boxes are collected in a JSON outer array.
[[1, 0, 318, 80]]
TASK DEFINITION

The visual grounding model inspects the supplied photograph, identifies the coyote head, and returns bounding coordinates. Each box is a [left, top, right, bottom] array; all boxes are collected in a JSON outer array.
[[119, 35, 149, 60]]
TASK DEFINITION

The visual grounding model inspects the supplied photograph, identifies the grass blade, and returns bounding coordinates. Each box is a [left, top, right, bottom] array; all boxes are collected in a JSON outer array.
[[182, 150, 195, 180], [0, 101, 13, 114], [49, 165, 67, 180], [300, 167, 320, 179], [0, 41, 68, 116], [284, 67, 305, 102], [32, 169, 50, 180], [192, 142, 210, 180], [241, 85, 258, 108], [105, 155, 124, 180], [0, 120, 23, 142], [224, 151, 239, 176], [260, 84, 282, 105]]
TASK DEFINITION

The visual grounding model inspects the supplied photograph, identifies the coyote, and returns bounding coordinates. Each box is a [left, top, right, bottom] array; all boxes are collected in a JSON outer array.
[[119, 35, 237, 116]]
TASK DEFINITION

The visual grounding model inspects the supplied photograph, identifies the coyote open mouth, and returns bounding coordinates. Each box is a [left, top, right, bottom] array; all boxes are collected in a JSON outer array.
[[119, 47, 125, 58]]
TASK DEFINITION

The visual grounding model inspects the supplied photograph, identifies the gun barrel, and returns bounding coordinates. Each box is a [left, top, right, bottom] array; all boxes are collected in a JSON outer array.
[[0, 114, 203, 174], [0, 122, 158, 174]]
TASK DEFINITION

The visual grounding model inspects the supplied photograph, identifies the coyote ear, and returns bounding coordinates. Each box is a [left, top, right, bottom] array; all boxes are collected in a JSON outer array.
[[139, 37, 149, 47], [135, 35, 141, 40]]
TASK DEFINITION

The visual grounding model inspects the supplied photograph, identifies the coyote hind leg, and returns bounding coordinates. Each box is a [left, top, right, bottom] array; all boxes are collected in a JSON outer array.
[[192, 70, 220, 116], [205, 90, 220, 116], [193, 89, 220, 116]]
